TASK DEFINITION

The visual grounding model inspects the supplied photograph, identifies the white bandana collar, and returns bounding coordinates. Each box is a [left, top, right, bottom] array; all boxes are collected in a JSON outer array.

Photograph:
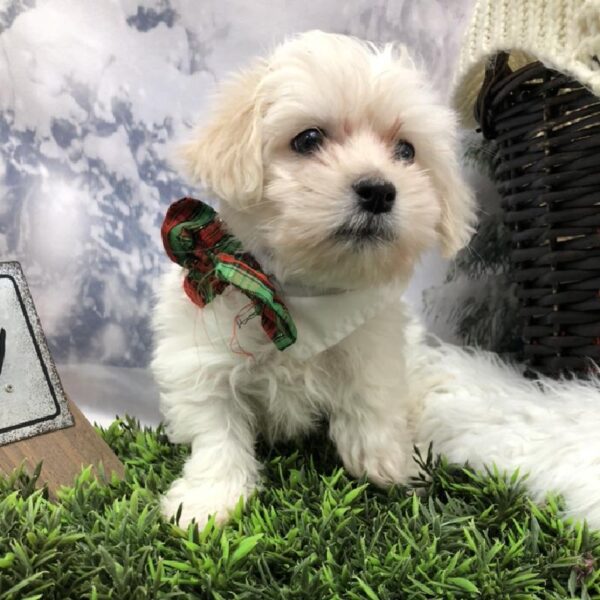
[[245, 248, 406, 359], [279, 281, 406, 360]]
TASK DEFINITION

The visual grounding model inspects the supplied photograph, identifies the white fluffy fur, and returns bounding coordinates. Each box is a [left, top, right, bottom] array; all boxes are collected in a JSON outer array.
[[153, 31, 600, 529], [411, 332, 600, 528], [154, 268, 419, 525]]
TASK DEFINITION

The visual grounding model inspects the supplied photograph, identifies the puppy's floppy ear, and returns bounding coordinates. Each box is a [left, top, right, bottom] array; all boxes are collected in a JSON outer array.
[[180, 62, 267, 208], [434, 146, 477, 258]]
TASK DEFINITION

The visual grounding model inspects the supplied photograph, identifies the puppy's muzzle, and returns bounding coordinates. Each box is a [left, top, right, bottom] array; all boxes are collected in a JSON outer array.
[[352, 177, 396, 214]]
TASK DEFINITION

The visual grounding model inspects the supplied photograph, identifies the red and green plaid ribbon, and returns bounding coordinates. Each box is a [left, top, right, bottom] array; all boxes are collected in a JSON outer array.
[[161, 197, 297, 351]]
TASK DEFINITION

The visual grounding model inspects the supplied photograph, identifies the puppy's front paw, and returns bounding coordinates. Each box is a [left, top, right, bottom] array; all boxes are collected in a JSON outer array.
[[333, 421, 416, 487], [161, 477, 256, 528]]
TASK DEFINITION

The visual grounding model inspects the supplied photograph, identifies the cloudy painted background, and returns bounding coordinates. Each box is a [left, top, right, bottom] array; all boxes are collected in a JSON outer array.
[[0, 0, 475, 426]]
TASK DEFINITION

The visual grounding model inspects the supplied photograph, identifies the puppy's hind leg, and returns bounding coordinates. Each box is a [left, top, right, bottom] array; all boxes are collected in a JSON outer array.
[[160, 384, 261, 529], [329, 388, 416, 487]]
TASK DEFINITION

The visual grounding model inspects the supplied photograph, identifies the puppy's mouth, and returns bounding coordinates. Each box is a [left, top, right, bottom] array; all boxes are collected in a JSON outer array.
[[334, 214, 396, 245]]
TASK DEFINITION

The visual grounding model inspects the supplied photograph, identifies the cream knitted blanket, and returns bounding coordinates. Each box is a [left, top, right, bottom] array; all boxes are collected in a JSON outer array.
[[453, 0, 600, 128]]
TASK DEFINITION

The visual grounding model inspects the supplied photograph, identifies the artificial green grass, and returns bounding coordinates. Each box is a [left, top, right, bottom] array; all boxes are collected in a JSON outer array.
[[1, 418, 599, 599]]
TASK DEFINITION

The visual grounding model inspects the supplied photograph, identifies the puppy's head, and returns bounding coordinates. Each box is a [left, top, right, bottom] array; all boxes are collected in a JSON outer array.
[[182, 31, 475, 289]]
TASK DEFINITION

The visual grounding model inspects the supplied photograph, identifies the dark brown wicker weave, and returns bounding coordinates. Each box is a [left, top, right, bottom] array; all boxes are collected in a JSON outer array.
[[475, 52, 600, 377]]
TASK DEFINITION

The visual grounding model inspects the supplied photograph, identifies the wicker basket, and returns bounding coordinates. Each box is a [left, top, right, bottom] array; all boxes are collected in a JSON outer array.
[[475, 52, 600, 378]]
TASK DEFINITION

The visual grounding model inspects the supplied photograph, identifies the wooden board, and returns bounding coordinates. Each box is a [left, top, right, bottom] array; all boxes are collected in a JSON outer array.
[[0, 398, 124, 497]]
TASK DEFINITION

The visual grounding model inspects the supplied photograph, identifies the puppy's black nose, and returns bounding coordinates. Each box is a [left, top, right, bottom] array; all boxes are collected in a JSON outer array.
[[352, 178, 396, 214]]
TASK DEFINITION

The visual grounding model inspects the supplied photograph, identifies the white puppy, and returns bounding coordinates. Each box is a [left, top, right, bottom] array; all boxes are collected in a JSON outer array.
[[152, 30, 476, 527]]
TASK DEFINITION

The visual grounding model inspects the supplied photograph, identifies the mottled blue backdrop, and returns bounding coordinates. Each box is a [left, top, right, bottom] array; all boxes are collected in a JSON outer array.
[[0, 0, 474, 424]]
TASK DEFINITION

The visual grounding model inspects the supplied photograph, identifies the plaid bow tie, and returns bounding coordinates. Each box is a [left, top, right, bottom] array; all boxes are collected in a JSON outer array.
[[161, 197, 297, 351]]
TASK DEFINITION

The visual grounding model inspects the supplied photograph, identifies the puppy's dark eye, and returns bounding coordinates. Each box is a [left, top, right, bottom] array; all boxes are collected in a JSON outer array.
[[394, 140, 415, 163], [291, 128, 325, 155]]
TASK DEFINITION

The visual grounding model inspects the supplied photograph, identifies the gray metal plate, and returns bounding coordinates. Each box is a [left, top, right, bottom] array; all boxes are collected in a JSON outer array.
[[0, 262, 73, 446]]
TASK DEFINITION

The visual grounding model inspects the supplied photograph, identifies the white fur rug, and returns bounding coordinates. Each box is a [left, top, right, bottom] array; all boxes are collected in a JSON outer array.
[[414, 338, 600, 528]]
